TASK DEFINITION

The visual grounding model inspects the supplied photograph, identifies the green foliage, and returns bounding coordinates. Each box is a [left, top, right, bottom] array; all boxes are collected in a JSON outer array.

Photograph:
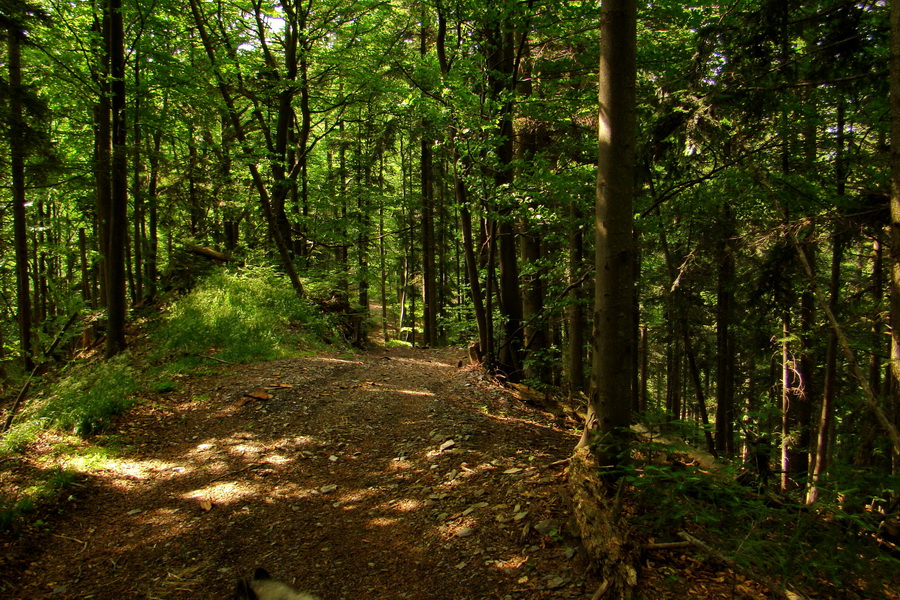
[[0, 465, 76, 531], [624, 461, 900, 597], [0, 419, 47, 455], [38, 356, 140, 436], [154, 266, 338, 363]]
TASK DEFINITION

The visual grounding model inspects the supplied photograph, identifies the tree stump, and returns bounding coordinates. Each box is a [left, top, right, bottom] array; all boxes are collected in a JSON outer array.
[[567, 447, 639, 600]]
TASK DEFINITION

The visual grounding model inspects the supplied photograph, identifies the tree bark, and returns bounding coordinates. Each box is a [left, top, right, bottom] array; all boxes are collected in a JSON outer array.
[[567, 202, 586, 395], [576, 0, 637, 465], [715, 206, 735, 457], [7, 26, 34, 371], [890, 0, 900, 477], [484, 6, 522, 381], [105, 0, 128, 358]]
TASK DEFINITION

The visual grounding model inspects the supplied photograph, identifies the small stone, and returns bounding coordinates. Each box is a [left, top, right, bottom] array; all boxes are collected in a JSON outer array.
[[535, 519, 559, 535], [547, 576, 567, 589], [439, 439, 456, 452], [457, 527, 475, 538], [320, 484, 338, 494]]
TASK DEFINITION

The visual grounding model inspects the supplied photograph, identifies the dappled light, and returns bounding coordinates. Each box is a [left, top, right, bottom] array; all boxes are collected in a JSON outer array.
[[0, 347, 588, 599]]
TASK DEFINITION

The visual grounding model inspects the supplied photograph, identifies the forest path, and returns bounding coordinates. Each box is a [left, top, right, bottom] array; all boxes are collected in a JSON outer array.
[[2, 346, 594, 599]]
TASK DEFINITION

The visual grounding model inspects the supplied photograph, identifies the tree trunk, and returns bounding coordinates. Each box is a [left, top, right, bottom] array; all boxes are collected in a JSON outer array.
[[105, 0, 128, 358], [420, 17, 437, 347], [7, 27, 34, 371], [132, 48, 144, 304], [890, 0, 900, 479], [715, 206, 735, 457], [484, 7, 522, 381], [189, 0, 304, 299], [576, 0, 637, 466], [567, 202, 586, 395], [808, 229, 844, 503]]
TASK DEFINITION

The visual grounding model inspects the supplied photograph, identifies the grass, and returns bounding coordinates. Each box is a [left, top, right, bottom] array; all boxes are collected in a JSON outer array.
[[0, 465, 77, 531], [154, 265, 337, 363], [0, 264, 343, 530]]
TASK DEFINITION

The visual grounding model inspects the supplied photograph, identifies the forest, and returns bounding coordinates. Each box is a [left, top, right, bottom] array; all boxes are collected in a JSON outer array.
[[1, 0, 900, 598]]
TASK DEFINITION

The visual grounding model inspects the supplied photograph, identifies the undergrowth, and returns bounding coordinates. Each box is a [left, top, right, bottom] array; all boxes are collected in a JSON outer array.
[[624, 442, 900, 598], [0, 265, 342, 530], [154, 265, 337, 362], [0, 466, 77, 531]]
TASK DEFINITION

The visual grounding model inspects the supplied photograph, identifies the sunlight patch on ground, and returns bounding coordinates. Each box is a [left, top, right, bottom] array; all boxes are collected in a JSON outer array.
[[182, 480, 257, 505], [392, 357, 454, 369], [261, 452, 291, 464], [385, 498, 424, 513], [366, 516, 402, 528], [311, 357, 363, 366], [438, 517, 477, 540], [64, 455, 184, 480], [375, 388, 435, 397], [488, 553, 530, 572]]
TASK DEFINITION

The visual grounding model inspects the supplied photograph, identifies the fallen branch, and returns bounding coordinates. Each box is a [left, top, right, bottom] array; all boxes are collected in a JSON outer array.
[[677, 531, 806, 600]]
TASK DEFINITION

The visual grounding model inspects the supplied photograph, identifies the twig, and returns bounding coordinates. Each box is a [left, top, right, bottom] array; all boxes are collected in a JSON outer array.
[[644, 541, 693, 551], [590, 578, 611, 600], [199, 354, 233, 364], [677, 531, 806, 600]]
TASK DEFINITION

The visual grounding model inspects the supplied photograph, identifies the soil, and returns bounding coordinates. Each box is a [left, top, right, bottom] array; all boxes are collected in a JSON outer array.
[[0, 346, 601, 599], [3, 344, 885, 599]]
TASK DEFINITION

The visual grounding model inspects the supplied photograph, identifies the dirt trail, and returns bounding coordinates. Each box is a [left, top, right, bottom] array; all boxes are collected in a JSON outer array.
[[1, 346, 595, 599]]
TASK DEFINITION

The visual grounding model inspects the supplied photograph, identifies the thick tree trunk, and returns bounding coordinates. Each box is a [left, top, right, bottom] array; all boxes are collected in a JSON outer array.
[[576, 0, 637, 466], [8, 28, 34, 371], [568, 448, 638, 600], [105, 0, 128, 358]]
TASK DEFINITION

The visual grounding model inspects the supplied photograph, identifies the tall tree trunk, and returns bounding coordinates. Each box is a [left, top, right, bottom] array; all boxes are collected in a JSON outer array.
[[94, 11, 111, 311], [7, 26, 34, 370], [189, 0, 304, 298], [132, 47, 143, 303], [105, 0, 128, 358], [576, 0, 637, 457], [808, 229, 844, 503], [146, 127, 162, 300], [715, 206, 735, 457], [890, 0, 900, 479], [485, 7, 522, 381], [569, 3, 639, 598], [420, 17, 437, 347], [567, 202, 585, 395]]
